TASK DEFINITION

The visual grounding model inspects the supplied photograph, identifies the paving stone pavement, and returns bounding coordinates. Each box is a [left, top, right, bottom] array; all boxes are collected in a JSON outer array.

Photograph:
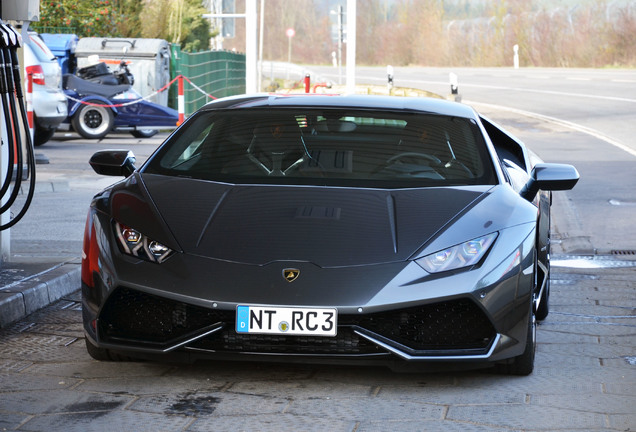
[[0, 258, 634, 431]]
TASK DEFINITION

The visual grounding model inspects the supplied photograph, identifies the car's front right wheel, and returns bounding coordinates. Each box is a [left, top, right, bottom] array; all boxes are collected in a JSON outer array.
[[85, 338, 135, 362]]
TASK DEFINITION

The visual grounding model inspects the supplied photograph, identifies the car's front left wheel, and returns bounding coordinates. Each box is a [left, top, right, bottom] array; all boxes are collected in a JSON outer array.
[[535, 265, 550, 321], [497, 302, 536, 376]]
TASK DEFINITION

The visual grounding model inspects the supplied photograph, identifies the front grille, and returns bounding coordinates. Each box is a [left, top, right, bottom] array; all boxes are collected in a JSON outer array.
[[190, 328, 383, 355], [99, 287, 225, 345], [350, 299, 495, 351], [98, 287, 495, 354], [611, 250, 636, 255]]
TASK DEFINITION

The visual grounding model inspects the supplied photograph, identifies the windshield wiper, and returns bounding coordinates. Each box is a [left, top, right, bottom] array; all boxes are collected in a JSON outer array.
[[444, 131, 457, 166]]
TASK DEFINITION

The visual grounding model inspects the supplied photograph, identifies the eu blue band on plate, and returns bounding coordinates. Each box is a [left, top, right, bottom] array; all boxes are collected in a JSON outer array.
[[236, 305, 249, 333]]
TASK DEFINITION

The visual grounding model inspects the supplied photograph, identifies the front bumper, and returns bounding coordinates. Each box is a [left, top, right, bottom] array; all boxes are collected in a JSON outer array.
[[83, 274, 528, 366], [33, 86, 68, 129], [82, 207, 536, 366]]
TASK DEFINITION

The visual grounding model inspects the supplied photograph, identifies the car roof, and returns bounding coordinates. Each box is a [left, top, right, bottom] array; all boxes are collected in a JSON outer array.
[[200, 94, 479, 119]]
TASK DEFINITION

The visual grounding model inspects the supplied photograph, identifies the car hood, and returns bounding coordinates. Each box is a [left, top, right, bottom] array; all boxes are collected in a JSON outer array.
[[136, 174, 490, 268]]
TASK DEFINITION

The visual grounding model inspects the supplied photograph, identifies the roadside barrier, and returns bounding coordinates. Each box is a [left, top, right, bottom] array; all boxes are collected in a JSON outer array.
[[283, 75, 332, 94], [177, 75, 184, 126], [57, 74, 218, 125], [26, 71, 34, 143]]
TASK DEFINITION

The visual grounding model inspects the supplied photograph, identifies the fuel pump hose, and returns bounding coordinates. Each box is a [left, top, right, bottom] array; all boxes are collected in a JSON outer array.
[[0, 22, 36, 231]]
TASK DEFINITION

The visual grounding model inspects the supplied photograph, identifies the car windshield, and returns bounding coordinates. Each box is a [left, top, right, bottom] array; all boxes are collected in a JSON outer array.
[[143, 108, 497, 188]]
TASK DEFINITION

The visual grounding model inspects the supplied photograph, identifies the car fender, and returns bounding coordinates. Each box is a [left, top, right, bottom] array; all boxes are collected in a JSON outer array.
[[414, 184, 537, 260], [68, 94, 119, 117], [113, 99, 178, 128]]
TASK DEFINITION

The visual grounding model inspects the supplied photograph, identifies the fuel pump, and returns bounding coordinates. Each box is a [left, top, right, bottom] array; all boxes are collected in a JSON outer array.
[[0, 21, 36, 231]]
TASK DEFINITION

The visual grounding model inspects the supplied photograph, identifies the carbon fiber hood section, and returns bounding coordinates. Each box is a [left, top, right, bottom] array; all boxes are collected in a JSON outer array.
[[140, 174, 489, 267]]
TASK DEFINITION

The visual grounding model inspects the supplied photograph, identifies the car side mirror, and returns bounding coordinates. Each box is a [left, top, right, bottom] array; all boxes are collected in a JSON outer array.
[[520, 163, 579, 201], [90, 150, 137, 177]]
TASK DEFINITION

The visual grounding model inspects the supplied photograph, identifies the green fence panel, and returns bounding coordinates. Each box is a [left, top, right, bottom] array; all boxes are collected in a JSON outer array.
[[170, 44, 245, 116]]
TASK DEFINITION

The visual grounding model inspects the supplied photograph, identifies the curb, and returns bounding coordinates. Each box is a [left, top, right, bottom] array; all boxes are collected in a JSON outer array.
[[19, 179, 71, 194], [0, 262, 80, 328]]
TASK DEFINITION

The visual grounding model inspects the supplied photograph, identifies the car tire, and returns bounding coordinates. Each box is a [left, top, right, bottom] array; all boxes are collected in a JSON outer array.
[[535, 230, 551, 321], [497, 303, 536, 376], [34, 126, 55, 146], [85, 338, 134, 362], [72, 100, 114, 139], [535, 268, 550, 321], [131, 129, 158, 138]]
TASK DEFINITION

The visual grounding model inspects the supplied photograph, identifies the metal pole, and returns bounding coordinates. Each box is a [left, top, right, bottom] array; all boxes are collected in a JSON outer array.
[[26, 71, 34, 144], [287, 35, 292, 66], [177, 75, 185, 124], [285, 28, 295, 81], [245, 0, 258, 93], [304, 74, 310, 93], [345, 0, 356, 93], [337, 5, 343, 85], [258, 0, 265, 92]]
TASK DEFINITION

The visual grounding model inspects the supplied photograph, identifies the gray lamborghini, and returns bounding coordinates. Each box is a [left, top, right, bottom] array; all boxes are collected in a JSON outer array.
[[82, 94, 579, 375]]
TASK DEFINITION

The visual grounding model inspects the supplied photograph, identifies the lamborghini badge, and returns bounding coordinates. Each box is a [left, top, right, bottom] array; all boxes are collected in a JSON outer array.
[[283, 268, 300, 282]]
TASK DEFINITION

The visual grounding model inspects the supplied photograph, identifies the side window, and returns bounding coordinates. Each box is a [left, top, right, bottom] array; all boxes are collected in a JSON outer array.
[[177, 124, 214, 163], [159, 121, 214, 170], [500, 160, 513, 185], [480, 116, 527, 172], [502, 159, 530, 192]]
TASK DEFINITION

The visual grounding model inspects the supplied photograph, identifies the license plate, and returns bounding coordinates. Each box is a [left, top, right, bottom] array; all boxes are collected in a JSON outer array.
[[236, 305, 337, 336]]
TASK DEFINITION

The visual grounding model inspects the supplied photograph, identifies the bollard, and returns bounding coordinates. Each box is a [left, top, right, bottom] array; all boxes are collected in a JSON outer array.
[[304, 74, 310, 93], [450, 72, 458, 95], [448, 72, 461, 103], [26, 71, 34, 145], [177, 75, 185, 126]]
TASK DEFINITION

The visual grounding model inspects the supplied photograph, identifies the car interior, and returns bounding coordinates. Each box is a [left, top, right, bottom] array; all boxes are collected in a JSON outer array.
[[147, 109, 498, 188]]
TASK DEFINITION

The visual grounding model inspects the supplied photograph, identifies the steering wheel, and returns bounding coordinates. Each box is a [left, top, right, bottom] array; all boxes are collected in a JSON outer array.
[[443, 159, 474, 178], [247, 151, 306, 176], [372, 152, 442, 177], [386, 152, 442, 166]]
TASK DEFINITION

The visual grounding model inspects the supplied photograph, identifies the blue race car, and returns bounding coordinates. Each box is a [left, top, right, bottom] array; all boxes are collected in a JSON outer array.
[[63, 61, 177, 139]]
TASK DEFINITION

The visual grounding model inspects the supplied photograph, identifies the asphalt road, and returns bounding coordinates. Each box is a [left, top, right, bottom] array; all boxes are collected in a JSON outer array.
[[1, 67, 634, 431], [311, 65, 636, 155]]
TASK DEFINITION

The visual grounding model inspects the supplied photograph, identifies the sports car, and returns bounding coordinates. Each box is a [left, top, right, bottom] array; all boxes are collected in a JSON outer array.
[[82, 94, 579, 375]]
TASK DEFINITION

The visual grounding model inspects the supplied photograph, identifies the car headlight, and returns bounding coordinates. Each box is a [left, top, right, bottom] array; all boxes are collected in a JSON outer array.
[[416, 233, 498, 273], [114, 222, 173, 263]]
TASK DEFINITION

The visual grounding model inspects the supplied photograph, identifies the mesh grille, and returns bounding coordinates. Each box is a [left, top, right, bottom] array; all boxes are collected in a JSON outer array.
[[350, 299, 495, 350], [99, 288, 495, 353], [99, 287, 225, 344], [190, 328, 383, 355]]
